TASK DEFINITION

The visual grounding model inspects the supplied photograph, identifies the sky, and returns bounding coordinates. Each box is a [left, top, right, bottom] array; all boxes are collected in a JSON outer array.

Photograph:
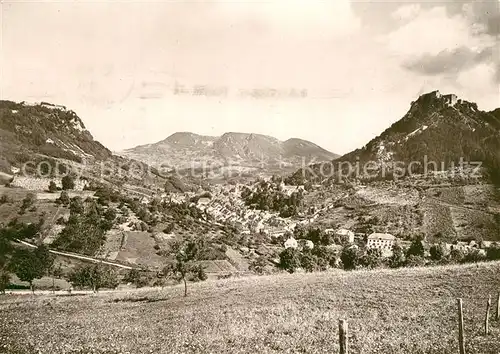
[[1, 0, 499, 154]]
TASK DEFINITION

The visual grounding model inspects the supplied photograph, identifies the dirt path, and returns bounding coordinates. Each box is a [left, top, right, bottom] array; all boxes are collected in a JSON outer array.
[[14, 239, 137, 270]]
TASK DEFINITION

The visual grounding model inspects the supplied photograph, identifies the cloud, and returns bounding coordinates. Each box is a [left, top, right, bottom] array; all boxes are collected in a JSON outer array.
[[403, 46, 495, 75], [383, 7, 481, 57], [383, 4, 498, 83], [391, 4, 421, 21], [461, 1, 500, 36]]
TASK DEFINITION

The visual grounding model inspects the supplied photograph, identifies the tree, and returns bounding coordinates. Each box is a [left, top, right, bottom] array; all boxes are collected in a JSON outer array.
[[48, 264, 64, 294], [300, 250, 319, 272], [10, 247, 51, 294], [389, 243, 405, 268], [69, 197, 85, 214], [406, 237, 425, 258], [58, 191, 70, 205], [278, 247, 301, 273], [20, 193, 36, 214], [162, 238, 208, 297], [104, 207, 117, 222], [429, 244, 446, 261], [340, 246, 359, 270], [360, 248, 383, 269], [0, 270, 10, 295], [48, 181, 58, 193], [34, 244, 55, 274], [61, 175, 75, 190], [69, 264, 119, 292], [52, 200, 110, 255], [124, 268, 152, 288], [311, 246, 337, 270]]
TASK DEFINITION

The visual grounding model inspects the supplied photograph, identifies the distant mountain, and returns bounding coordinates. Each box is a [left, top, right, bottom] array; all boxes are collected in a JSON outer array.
[[290, 90, 500, 183], [121, 132, 338, 176], [0, 100, 111, 173]]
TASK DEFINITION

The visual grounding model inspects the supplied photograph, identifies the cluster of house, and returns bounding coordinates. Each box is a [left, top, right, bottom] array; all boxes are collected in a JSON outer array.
[[283, 228, 497, 259], [283, 228, 357, 250], [182, 183, 302, 236]]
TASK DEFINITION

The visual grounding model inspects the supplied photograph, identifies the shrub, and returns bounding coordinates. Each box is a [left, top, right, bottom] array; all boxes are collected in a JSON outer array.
[[405, 255, 426, 267], [20, 193, 36, 213], [249, 256, 269, 275], [61, 175, 75, 190], [163, 223, 175, 234], [486, 244, 500, 260], [58, 191, 70, 205], [448, 248, 465, 263], [123, 269, 152, 288], [48, 181, 58, 193], [190, 264, 207, 282], [104, 207, 117, 222], [0, 194, 11, 205], [360, 248, 383, 269], [461, 249, 486, 264], [69, 197, 85, 214], [278, 248, 301, 273]]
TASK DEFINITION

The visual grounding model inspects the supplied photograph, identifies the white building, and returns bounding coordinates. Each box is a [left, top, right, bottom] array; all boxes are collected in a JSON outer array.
[[367, 233, 396, 250], [284, 237, 298, 249], [304, 240, 314, 249]]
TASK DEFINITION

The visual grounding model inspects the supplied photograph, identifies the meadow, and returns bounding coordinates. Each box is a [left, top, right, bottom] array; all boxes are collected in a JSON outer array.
[[1, 262, 500, 353]]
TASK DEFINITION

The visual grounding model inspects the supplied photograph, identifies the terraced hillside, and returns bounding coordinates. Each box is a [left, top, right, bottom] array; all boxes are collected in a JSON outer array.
[[302, 180, 500, 242]]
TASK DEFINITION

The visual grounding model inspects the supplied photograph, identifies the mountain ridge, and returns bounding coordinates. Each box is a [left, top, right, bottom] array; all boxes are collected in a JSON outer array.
[[289, 90, 500, 183], [121, 131, 339, 176], [0, 100, 112, 175]]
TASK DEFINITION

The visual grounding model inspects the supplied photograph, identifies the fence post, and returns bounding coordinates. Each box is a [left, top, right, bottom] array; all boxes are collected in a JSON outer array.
[[496, 293, 500, 321], [485, 295, 492, 335], [339, 319, 348, 354], [457, 298, 465, 354]]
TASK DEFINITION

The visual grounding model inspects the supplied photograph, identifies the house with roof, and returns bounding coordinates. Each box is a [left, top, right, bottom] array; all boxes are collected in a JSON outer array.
[[197, 197, 211, 208], [284, 237, 298, 249], [335, 228, 355, 243], [481, 241, 494, 249], [367, 233, 396, 250]]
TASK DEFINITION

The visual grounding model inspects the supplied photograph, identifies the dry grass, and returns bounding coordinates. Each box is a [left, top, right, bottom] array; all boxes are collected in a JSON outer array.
[[114, 231, 165, 268], [1, 263, 500, 353]]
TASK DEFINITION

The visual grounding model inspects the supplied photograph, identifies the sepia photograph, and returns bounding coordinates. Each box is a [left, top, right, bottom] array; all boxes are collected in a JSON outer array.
[[0, 0, 499, 353]]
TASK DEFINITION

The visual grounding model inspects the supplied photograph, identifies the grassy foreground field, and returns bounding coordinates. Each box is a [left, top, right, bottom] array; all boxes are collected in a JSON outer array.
[[1, 263, 500, 354]]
